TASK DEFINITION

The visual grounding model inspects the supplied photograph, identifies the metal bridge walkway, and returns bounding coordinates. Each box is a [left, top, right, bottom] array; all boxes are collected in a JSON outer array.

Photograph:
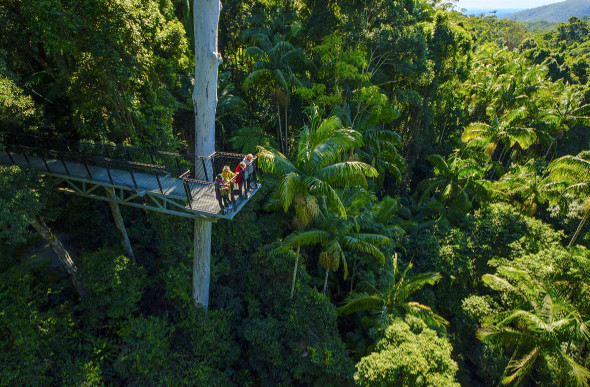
[[0, 134, 260, 221]]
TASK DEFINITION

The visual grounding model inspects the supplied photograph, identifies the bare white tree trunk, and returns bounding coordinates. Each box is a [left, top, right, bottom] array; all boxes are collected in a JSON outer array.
[[284, 105, 288, 154], [192, 0, 222, 309], [276, 103, 283, 153], [290, 245, 300, 299], [192, 219, 212, 306], [29, 216, 87, 297], [105, 188, 136, 263], [569, 211, 590, 247]]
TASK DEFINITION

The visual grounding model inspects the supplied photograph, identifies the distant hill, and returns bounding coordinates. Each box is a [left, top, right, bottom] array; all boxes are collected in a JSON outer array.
[[464, 9, 523, 18], [505, 0, 590, 23]]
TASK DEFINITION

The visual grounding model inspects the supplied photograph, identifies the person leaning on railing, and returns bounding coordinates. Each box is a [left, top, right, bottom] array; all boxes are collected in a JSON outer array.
[[242, 154, 258, 189], [234, 161, 247, 199], [221, 166, 235, 209], [214, 174, 231, 214]]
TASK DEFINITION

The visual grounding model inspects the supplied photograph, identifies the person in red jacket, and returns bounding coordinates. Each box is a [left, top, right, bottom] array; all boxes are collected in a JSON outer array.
[[234, 161, 247, 199]]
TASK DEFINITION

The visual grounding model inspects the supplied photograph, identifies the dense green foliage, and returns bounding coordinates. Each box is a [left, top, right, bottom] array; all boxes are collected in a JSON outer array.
[[2, 0, 590, 385]]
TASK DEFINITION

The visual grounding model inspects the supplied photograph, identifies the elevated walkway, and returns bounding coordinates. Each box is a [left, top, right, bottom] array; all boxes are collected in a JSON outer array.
[[0, 133, 260, 221]]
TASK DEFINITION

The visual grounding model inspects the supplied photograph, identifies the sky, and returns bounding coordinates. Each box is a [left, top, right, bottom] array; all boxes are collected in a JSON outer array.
[[456, 0, 564, 9]]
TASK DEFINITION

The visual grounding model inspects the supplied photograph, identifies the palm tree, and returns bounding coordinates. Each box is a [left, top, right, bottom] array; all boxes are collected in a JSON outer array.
[[242, 27, 310, 153], [462, 107, 537, 163], [257, 106, 378, 222], [417, 153, 489, 216], [259, 108, 378, 297], [338, 254, 447, 328], [463, 45, 548, 122], [542, 83, 590, 159], [334, 103, 405, 184], [545, 151, 590, 246], [283, 193, 390, 296], [478, 267, 590, 386], [492, 159, 546, 216]]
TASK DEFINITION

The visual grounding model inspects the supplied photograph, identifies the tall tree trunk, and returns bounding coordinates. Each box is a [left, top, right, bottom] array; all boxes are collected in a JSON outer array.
[[284, 105, 288, 155], [323, 269, 329, 296], [29, 216, 87, 297], [192, 219, 212, 307], [497, 142, 508, 165], [192, 0, 221, 310], [569, 210, 590, 247], [350, 259, 358, 293], [276, 103, 283, 153], [544, 139, 554, 160], [290, 245, 300, 299], [105, 188, 136, 263]]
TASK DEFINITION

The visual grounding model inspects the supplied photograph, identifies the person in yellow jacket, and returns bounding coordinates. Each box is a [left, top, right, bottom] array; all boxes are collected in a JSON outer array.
[[221, 165, 235, 207]]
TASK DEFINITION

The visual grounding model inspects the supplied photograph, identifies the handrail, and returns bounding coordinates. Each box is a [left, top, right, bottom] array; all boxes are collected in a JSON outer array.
[[178, 169, 191, 179]]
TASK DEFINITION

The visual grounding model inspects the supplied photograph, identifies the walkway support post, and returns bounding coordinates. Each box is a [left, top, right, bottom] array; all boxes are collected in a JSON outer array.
[[29, 216, 87, 297], [192, 0, 222, 309], [105, 187, 136, 263]]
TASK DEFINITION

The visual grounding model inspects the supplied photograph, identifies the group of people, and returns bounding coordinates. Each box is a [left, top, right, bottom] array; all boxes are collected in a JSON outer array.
[[214, 154, 258, 214]]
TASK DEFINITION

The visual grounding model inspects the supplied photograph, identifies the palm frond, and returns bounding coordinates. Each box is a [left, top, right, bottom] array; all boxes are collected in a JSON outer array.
[[241, 31, 273, 52], [562, 354, 590, 386], [309, 128, 363, 170], [417, 177, 446, 203], [283, 230, 331, 249], [351, 233, 390, 246], [548, 154, 590, 183], [316, 161, 378, 188], [498, 310, 548, 333], [243, 68, 272, 89], [296, 124, 312, 167], [406, 301, 449, 328], [506, 126, 537, 150], [426, 154, 451, 176], [572, 103, 590, 117], [497, 266, 532, 282], [372, 196, 400, 225], [273, 69, 289, 92], [482, 273, 518, 293], [338, 293, 384, 315], [502, 346, 540, 386], [314, 115, 342, 138], [340, 236, 386, 265], [477, 325, 523, 346], [244, 46, 267, 60], [502, 106, 528, 126], [279, 172, 303, 212], [398, 272, 442, 301], [256, 146, 299, 176], [462, 122, 493, 146], [271, 40, 296, 55]]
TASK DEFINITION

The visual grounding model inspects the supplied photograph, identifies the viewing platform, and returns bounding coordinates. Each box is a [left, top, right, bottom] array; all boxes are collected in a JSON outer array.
[[0, 133, 260, 222]]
